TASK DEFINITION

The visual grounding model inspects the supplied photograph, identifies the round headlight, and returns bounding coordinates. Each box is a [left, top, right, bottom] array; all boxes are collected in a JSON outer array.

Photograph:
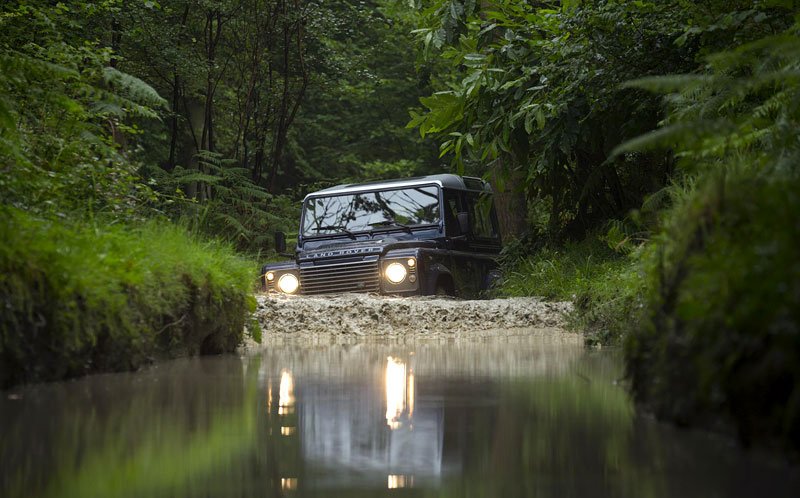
[[266, 272, 275, 281], [385, 262, 407, 284], [277, 273, 300, 294]]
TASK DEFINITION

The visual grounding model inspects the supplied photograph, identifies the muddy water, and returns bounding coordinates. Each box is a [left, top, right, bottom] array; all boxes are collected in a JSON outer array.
[[2, 334, 798, 498]]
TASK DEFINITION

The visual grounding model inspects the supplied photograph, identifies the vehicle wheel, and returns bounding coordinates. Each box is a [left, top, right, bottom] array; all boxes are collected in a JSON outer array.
[[435, 279, 454, 297]]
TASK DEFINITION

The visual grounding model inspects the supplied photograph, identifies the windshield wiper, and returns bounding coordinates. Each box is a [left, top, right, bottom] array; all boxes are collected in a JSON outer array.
[[312, 225, 357, 239], [368, 220, 413, 234]]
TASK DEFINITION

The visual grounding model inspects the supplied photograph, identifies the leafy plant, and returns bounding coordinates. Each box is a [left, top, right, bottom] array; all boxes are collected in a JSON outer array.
[[143, 150, 297, 254], [620, 19, 800, 452], [0, 2, 166, 219]]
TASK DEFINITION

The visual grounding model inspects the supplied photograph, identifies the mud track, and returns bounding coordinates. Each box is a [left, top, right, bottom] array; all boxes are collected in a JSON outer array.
[[245, 294, 574, 351]]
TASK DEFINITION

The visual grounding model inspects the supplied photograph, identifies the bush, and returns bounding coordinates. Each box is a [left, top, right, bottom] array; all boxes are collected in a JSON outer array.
[[0, 208, 257, 387], [626, 167, 800, 451]]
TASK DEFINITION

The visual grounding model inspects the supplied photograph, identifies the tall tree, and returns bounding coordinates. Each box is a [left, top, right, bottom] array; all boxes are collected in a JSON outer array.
[[409, 1, 697, 240]]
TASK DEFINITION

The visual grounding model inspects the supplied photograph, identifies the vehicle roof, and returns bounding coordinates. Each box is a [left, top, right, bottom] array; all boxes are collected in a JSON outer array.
[[305, 174, 492, 199]]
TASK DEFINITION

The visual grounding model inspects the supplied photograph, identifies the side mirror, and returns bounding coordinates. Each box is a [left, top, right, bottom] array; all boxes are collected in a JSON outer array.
[[274, 231, 287, 254], [456, 212, 471, 235]]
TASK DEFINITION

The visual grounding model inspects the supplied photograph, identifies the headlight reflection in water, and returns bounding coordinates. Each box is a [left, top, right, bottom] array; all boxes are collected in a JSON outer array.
[[279, 369, 295, 415], [385, 356, 415, 430], [387, 474, 414, 489]]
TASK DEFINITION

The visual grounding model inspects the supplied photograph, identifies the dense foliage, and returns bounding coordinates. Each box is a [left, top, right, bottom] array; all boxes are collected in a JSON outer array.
[[409, 0, 795, 240], [624, 20, 800, 452], [0, 3, 164, 219], [1, 0, 441, 253], [116, 0, 442, 251], [409, 0, 800, 451]]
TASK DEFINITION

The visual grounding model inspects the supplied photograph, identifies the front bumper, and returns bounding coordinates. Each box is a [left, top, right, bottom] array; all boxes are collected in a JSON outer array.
[[262, 255, 420, 296]]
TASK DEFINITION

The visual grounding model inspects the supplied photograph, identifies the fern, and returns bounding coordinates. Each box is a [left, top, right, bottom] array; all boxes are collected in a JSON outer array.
[[617, 23, 800, 171], [149, 150, 297, 253], [101, 67, 167, 111]]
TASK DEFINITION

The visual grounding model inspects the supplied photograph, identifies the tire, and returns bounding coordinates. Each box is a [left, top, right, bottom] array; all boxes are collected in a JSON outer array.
[[435, 278, 454, 297]]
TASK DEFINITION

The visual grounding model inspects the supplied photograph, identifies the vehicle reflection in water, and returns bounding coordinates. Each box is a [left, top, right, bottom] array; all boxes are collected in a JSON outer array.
[[387, 474, 414, 489], [1, 336, 800, 497], [296, 350, 443, 490]]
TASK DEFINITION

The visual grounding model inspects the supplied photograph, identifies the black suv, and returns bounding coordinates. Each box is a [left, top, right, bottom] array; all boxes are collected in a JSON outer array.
[[261, 174, 502, 298]]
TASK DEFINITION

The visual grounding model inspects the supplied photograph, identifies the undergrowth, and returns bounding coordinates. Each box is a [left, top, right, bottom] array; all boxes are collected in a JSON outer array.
[[499, 238, 644, 346], [0, 208, 257, 387], [627, 167, 800, 452]]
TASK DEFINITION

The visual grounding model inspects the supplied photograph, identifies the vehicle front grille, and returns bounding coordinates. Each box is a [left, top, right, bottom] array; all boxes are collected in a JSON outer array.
[[300, 258, 381, 295]]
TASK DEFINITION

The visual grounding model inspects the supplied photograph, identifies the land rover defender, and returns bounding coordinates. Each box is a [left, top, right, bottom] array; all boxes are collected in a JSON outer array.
[[261, 174, 502, 298]]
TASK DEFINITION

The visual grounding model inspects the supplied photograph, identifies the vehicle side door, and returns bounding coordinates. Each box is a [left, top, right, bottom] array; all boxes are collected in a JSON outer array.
[[438, 188, 477, 296], [465, 191, 502, 292]]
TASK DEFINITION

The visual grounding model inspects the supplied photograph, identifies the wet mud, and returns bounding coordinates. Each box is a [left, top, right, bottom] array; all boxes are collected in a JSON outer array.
[[243, 294, 574, 352]]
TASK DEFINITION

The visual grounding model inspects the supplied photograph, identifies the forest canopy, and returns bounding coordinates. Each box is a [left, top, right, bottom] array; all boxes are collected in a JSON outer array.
[[0, 0, 443, 252], [3, 0, 798, 246]]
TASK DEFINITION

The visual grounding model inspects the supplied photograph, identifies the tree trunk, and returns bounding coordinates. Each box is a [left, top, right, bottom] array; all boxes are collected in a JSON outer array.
[[490, 160, 527, 241], [110, 17, 121, 68], [267, 0, 308, 193], [184, 98, 205, 199], [166, 73, 181, 171]]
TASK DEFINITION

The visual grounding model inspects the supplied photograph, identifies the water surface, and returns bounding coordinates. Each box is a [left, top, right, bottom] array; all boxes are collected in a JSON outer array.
[[1, 334, 798, 497]]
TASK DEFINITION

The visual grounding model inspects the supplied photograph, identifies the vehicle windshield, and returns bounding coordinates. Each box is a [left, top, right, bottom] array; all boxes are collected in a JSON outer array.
[[302, 185, 441, 237]]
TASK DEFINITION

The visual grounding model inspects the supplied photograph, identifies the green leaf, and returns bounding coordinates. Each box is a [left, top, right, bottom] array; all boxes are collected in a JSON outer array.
[[416, 92, 465, 135]]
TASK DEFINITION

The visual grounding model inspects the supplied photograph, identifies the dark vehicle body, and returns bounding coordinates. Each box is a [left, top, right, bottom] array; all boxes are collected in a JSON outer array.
[[261, 174, 502, 298]]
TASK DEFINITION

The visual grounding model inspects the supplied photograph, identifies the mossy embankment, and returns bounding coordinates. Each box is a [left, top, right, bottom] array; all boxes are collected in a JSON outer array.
[[0, 208, 257, 388], [500, 168, 800, 454], [627, 169, 800, 453]]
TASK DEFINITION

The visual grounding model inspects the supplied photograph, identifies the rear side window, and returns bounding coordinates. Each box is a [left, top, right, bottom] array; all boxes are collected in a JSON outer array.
[[467, 192, 498, 239]]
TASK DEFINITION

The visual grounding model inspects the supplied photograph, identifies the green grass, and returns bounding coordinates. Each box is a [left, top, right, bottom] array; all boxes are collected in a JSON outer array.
[[499, 239, 644, 346], [0, 208, 258, 387]]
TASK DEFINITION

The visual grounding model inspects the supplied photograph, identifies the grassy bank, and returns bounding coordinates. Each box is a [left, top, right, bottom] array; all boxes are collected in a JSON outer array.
[[499, 240, 643, 346], [0, 208, 257, 388]]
